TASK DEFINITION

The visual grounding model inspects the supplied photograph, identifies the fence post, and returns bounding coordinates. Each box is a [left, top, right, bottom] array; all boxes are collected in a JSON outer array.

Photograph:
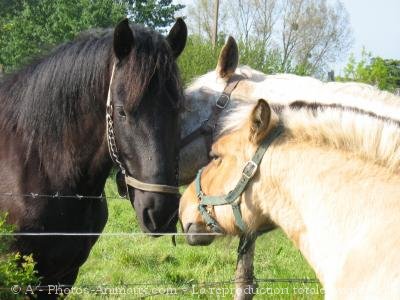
[[212, 0, 219, 48], [328, 70, 335, 82]]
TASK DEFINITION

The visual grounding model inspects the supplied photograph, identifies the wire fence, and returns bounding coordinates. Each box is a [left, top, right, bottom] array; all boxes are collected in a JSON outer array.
[[0, 191, 125, 201], [0, 232, 222, 236], [0, 191, 227, 237], [0, 190, 321, 298]]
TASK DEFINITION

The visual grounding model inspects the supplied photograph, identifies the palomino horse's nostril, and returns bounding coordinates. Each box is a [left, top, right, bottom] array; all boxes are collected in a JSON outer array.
[[184, 222, 193, 233], [185, 223, 215, 246]]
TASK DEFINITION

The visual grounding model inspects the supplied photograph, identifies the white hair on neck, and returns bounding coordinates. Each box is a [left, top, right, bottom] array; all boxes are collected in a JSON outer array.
[[220, 100, 400, 172]]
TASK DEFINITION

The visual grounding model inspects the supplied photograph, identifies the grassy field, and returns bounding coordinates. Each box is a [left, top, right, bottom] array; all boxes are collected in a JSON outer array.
[[72, 178, 323, 299]]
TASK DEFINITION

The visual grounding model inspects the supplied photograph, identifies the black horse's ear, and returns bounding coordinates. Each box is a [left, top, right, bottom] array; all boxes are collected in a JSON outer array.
[[217, 36, 239, 79], [113, 18, 134, 61], [166, 18, 187, 58], [116, 170, 127, 198]]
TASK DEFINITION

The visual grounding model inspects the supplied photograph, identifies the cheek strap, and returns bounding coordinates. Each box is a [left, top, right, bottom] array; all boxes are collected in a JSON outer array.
[[195, 123, 284, 233]]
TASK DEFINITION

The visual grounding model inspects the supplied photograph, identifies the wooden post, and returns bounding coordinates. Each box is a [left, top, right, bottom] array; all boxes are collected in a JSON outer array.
[[328, 70, 335, 82], [234, 240, 257, 300], [212, 0, 219, 48]]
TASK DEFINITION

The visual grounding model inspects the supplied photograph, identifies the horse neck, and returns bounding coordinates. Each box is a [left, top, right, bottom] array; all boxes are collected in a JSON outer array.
[[236, 71, 400, 121], [4, 63, 112, 192], [248, 141, 400, 286]]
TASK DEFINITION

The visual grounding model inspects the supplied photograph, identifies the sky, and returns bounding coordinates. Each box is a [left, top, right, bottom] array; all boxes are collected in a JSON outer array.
[[174, 0, 400, 74], [337, 0, 400, 73]]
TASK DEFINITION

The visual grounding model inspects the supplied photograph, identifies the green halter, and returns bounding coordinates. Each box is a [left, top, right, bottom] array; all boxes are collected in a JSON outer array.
[[195, 123, 284, 234]]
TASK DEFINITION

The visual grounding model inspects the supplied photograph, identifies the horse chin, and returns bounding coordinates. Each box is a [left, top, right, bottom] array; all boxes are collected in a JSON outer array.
[[129, 188, 178, 234], [184, 223, 215, 246]]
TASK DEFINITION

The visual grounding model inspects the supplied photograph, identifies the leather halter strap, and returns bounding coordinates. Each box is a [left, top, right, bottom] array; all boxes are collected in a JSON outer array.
[[180, 74, 245, 150], [106, 64, 179, 195], [125, 176, 179, 194], [195, 123, 284, 233]]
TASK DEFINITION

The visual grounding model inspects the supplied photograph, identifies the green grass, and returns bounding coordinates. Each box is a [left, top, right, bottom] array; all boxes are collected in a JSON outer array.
[[72, 178, 323, 299]]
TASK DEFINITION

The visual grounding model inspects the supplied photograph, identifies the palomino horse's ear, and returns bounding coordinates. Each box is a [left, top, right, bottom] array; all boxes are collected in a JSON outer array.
[[250, 99, 271, 144], [167, 18, 187, 58], [116, 170, 127, 198], [113, 18, 134, 61], [216, 36, 239, 79]]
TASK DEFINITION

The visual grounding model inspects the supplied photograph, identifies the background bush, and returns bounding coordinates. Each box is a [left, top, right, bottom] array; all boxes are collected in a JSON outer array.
[[0, 213, 39, 299]]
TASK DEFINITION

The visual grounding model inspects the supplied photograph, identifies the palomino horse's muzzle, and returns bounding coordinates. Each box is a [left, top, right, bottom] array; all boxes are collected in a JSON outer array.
[[184, 222, 215, 245]]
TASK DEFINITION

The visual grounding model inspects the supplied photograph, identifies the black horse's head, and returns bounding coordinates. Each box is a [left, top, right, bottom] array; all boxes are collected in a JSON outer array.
[[110, 19, 187, 233]]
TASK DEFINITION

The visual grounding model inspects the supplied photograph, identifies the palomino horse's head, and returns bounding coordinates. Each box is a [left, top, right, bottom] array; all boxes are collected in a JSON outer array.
[[180, 99, 280, 245], [111, 19, 187, 233]]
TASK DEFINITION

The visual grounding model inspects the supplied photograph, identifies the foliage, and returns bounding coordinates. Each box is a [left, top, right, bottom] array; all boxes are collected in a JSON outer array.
[[178, 35, 312, 85], [126, 0, 184, 32], [177, 36, 223, 84], [187, 0, 353, 76], [0, 213, 39, 299], [0, 0, 184, 72], [340, 49, 400, 92]]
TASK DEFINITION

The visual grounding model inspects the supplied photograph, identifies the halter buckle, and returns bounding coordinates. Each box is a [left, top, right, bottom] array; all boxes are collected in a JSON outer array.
[[216, 93, 230, 109], [242, 161, 258, 179]]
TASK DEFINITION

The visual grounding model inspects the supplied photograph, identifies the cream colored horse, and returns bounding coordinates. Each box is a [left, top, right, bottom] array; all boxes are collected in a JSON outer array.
[[179, 37, 400, 300], [180, 98, 400, 299], [179, 38, 400, 298], [179, 38, 400, 184]]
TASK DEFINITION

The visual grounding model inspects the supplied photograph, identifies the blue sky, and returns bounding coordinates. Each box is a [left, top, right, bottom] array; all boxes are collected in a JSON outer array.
[[341, 0, 400, 59], [337, 0, 400, 72], [174, 0, 400, 73]]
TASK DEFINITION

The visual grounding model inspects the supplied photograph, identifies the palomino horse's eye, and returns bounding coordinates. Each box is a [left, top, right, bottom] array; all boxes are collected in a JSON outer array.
[[209, 151, 220, 160]]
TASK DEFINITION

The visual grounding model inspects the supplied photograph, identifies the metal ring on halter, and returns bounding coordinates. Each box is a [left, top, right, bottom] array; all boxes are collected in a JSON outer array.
[[105, 63, 179, 195]]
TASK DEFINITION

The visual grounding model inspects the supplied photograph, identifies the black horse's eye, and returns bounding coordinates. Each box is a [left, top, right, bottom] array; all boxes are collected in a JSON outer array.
[[116, 106, 126, 118]]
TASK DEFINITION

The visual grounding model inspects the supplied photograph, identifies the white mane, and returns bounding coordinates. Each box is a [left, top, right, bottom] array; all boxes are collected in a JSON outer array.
[[222, 100, 400, 173], [186, 65, 400, 121]]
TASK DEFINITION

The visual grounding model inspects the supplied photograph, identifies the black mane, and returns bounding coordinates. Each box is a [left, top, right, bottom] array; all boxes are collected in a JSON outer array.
[[0, 24, 182, 181]]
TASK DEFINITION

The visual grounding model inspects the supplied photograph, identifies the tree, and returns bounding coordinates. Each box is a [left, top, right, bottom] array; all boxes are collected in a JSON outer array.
[[187, 0, 228, 41], [0, 0, 184, 71], [126, 0, 184, 32], [341, 49, 400, 92], [286, 0, 352, 75], [187, 0, 352, 76]]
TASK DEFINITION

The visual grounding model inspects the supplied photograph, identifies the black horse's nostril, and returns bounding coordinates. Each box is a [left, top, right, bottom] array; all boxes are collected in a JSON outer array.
[[143, 208, 157, 232], [132, 190, 179, 234]]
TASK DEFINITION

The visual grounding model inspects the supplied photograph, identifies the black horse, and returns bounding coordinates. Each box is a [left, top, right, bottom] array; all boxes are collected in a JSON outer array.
[[0, 18, 187, 295]]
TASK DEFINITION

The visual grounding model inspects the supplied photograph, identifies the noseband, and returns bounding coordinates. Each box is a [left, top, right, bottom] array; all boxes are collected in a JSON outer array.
[[106, 64, 179, 195], [180, 74, 245, 151], [195, 123, 284, 233]]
